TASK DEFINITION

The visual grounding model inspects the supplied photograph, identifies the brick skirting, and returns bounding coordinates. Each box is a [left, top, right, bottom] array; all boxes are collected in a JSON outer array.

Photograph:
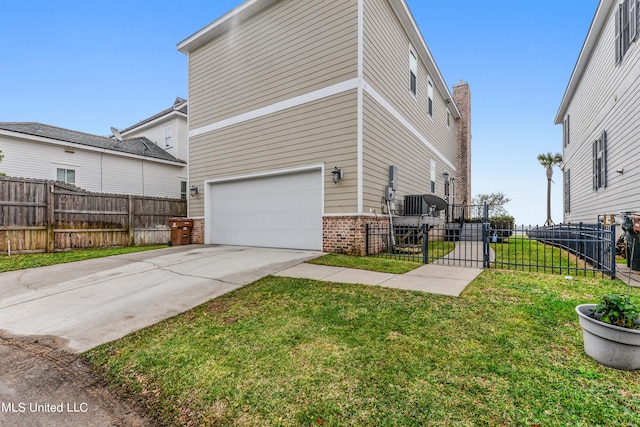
[[187, 215, 389, 253], [323, 215, 390, 256], [190, 217, 205, 244]]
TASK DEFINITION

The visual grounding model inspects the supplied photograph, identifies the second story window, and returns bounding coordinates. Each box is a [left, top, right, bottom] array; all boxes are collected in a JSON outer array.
[[563, 115, 570, 146], [165, 125, 173, 147], [409, 48, 417, 96], [616, 0, 639, 63], [427, 79, 434, 117]]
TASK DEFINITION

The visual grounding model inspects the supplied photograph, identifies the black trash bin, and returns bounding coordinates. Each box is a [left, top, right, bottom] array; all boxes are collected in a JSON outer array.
[[622, 213, 640, 271]]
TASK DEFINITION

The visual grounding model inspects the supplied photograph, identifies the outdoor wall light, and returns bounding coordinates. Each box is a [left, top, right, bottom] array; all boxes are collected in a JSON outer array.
[[190, 185, 199, 196], [332, 167, 344, 183]]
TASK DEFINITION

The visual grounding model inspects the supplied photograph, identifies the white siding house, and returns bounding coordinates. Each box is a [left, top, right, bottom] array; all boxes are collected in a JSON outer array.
[[556, 0, 640, 224], [0, 123, 186, 198]]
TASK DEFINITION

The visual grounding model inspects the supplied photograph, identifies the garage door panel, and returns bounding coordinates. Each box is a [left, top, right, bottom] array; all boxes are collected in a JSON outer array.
[[209, 170, 322, 250]]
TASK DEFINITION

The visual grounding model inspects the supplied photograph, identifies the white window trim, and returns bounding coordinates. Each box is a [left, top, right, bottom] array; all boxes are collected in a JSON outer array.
[[165, 124, 173, 148], [427, 77, 434, 119], [430, 159, 436, 193], [55, 166, 77, 185], [409, 46, 418, 98]]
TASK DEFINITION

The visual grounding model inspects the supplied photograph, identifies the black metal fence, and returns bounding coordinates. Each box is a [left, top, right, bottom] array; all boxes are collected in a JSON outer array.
[[365, 220, 617, 278]]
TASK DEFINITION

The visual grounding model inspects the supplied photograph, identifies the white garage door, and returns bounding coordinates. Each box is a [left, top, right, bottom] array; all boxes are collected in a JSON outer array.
[[209, 169, 322, 250]]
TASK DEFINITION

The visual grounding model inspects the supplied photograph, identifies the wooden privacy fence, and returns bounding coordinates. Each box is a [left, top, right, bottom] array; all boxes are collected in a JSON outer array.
[[0, 176, 187, 253]]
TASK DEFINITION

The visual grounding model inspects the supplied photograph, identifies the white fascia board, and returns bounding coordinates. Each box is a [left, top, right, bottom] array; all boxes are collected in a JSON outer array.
[[0, 129, 186, 167], [388, 0, 461, 119], [177, 0, 278, 54], [554, 0, 615, 124]]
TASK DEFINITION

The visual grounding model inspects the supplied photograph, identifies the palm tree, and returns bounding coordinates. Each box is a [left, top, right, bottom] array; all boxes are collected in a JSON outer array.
[[537, 152, 563, 226]]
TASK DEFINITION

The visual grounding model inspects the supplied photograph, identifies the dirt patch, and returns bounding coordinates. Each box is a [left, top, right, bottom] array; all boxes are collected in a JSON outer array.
[[0, 331, 152, 427]]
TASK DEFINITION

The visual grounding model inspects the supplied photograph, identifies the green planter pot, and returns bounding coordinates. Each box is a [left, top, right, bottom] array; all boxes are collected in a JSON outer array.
[[576, 304, 640, 371]]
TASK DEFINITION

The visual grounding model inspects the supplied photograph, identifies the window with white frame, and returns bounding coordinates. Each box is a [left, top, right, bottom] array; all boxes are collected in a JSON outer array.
[[180, 181, 187, 200], [56, 168, 76, 185], [409, 48, 417, 96], [430, 159, 436, 193], [165, 125, 173, 147], [427, 79, 434, 118], [592, 131, 607, 190], [616, 0, 639, 63], [563, 115, 570, 146]]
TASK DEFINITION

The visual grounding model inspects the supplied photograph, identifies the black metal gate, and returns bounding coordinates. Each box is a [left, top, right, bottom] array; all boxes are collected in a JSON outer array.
[[365, 204, 616, 278]]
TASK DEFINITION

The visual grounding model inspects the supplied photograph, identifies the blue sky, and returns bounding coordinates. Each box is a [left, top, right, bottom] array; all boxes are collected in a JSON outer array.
[[0, 0, 599, 225]]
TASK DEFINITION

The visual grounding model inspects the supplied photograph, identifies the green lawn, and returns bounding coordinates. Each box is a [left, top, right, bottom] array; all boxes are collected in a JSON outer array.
[[308, 253, 422, 274], [85, 269, 640, 426], [0, 245, 166, 272], [492, 237, 602, 276]]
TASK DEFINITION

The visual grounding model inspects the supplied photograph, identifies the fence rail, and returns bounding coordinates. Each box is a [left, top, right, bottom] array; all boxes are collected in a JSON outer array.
[[0, 176, 186, 253], [366, 220, 616, 278]]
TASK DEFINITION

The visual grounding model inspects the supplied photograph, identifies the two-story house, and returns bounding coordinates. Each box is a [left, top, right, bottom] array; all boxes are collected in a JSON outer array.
[[556, 0, 640, 224], [178, 0, 471, 252], [0, 122, 186, 198]]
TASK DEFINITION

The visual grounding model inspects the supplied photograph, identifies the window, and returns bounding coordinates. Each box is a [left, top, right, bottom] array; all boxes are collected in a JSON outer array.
[[430, 159, 436, 193], [427, 79, 434, 117], [446, 110, 451, 128], [409, 48, 417, 96], [616, 0, 639, 63], [563, 115, 570, 146], [564, 169, 571, 213], [180, 181, 187, 200], [592, 131, 607, 190], [165, 125, 173, 147], [56, 168, 76, 185]]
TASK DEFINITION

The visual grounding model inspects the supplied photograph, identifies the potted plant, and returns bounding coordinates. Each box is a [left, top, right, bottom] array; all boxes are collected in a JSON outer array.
[[575, 293, 640, 370]]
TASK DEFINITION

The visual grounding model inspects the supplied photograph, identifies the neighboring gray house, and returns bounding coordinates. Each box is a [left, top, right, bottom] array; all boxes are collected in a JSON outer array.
[[555, 0, 640, 224], [178, 0, 471, 253], [0, 122, 186, 198]]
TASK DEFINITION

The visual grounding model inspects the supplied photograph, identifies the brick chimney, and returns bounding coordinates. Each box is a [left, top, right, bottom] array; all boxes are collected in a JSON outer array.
[[453, 81, 471, 207]]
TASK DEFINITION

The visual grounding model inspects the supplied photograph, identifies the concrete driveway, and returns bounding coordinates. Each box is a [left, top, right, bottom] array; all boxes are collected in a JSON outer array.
[[0, 245, 320, 352]]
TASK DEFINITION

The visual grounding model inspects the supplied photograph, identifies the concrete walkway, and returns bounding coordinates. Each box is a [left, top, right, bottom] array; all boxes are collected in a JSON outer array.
[[275, 263, 483, 297]]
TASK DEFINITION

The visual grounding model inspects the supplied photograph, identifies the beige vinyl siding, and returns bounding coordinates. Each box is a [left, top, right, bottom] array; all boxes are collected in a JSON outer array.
[[188, 0, 358, 130], [563, 3, 640, 223], [189, 91, 358, 217], [363, 0, 456, 163], [363, 92, 448, 212]]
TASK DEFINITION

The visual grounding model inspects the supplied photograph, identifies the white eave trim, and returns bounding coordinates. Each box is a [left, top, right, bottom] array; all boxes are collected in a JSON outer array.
[[177, 0, 278, 54], [555, 0, 615, 124], [120, 110, 187, 137], [388, 0, 461, 119]]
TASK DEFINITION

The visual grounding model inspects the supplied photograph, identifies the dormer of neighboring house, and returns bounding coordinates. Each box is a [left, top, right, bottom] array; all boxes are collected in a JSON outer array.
[[118, 97, 188, 163]]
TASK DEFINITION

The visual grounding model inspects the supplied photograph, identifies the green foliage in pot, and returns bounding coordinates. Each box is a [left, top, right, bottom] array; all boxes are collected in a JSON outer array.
[[590, 293, 640, 329]]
